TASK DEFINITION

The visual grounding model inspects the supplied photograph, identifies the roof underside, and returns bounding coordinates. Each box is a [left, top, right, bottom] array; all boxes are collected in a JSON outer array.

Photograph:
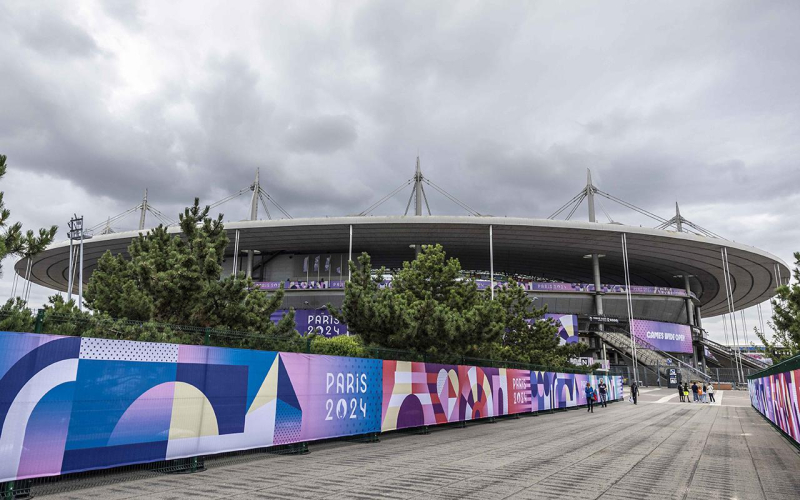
[[17, 216, 788, 318]]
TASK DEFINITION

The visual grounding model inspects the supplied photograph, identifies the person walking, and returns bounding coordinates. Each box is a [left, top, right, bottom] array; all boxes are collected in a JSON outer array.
[[707, 383, 715, 403], [677, 382, 685, 402], [683, 383, 690, 403], [630, 382, 639, 405], [701, 383, 709, 403], [691, 381, 699, 402], [697, 384, 704, 403], [598, 379, 608, 408], [585, 382, 595, 413]]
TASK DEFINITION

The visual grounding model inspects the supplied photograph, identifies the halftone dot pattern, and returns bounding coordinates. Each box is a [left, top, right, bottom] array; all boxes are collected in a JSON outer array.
[[273, 400, 302, 445], [79, 337, 178, 362]]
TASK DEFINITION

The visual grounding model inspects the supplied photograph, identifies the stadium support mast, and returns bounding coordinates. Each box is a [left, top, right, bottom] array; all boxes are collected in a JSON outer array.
[[138, 189, 148, 230], [415, 157, 423, 217], [586, 169, 596, 223], [246, 169, 259, 278], [675, 203, 683, 232]]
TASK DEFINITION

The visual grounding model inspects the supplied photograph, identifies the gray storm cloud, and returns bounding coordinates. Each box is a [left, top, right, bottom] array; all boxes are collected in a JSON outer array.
[[1, 0, 798, 342]]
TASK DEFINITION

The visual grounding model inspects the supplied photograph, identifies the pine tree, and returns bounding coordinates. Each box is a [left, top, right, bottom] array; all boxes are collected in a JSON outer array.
[[495, 280, 585, 369], [85, 198, 295, 339], [331, 244, 582, 367], [331, 245, 504, 361], [757, 251, 800, 361]]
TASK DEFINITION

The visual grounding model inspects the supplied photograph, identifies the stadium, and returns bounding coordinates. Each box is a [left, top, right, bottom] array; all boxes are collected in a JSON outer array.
[[15, 164, 790, 385]]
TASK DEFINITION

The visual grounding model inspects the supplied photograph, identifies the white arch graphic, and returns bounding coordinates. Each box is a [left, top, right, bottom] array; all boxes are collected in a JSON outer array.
[[0, 358, 79, 482]]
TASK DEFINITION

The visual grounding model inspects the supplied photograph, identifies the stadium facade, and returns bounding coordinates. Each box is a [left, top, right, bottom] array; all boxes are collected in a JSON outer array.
[[15, 166, 790, 385]]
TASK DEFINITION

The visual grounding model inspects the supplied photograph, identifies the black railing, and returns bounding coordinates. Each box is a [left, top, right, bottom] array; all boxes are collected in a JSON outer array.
[[0, 310, 593, 375]]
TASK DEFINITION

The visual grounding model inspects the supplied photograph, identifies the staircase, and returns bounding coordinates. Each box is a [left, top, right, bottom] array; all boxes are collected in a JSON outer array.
[[595, 329, 710, 384], [698, 336, 769, 370]]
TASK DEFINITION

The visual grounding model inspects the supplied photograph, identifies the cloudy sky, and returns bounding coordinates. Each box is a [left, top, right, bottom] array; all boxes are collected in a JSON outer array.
[[2, 0, 798, 345]]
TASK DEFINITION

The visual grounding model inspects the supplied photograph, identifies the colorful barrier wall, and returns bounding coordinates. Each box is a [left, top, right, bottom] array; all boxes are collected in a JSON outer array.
[[748, 363, 800, 446], [0, 331, 622, 482]]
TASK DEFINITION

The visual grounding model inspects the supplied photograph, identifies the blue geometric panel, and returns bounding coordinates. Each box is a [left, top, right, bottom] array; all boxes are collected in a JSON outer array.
[[175, 363, 248, 435], [276, 356, 301, 411], [62, 441, 169, 474], [0, 337, 81, 431], [65, 360, 177, 450]]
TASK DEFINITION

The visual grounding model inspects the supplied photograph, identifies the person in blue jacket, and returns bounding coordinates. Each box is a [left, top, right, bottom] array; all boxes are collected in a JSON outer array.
[[585, 382, 595, 413]]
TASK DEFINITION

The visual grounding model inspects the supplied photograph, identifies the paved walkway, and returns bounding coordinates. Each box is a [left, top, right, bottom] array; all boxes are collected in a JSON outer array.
[[40, 388, 800, 500]]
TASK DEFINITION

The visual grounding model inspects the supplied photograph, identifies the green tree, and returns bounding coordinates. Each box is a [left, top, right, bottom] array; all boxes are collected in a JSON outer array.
[[495, 280, 585, 369], [0, 297, 35, 332], [332, 244, 588, 367], [309, 334, 367, 358], [0, 154, 57, 278], [85, 198, 295, 342], [331, 245, 505, 361], [756, 251, 800, 361]]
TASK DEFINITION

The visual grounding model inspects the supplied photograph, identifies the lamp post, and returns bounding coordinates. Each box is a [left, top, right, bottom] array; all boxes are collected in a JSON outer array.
[[68, 216, 92, 310]]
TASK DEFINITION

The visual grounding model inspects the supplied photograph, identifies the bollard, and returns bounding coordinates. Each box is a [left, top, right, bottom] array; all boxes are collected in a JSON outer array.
[[358, 432, 380, 443], [34, 309, 45, 334], [155, 456, 206, 474]]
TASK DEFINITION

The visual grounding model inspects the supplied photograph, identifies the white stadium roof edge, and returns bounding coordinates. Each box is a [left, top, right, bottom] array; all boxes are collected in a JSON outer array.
[[15, 215, 789, 318]]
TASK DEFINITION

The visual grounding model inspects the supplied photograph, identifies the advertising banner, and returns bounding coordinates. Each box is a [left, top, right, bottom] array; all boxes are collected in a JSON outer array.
[[0, 331, 622, 483], [255, 280, 345, 291], [281, 311, 573, 342], [254, 280, 692, 298], [530, 372, 620, 411], [630, 319, 693, 354], [381, 361, 621, 431], [270, 310, 349, 337], [0, 332, 380, 482], [749, 367, 800, 446], [545, 314, 579, 344]]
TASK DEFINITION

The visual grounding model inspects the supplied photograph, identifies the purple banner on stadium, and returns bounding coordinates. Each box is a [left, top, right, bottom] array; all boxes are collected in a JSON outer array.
[[255, 280, 345, 291], [480, 281, 689, 297], [254, 280, 691, 297], [529, 314, 579, 344], [630, 319, 693, 354], [270, 310, 348, 337], [277, 310, 571, 342]]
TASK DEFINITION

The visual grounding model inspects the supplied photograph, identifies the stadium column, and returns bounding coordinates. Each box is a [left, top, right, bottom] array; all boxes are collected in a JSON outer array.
[[696, 306, 707, 372], [490, 225, 494, 300], [683, 275, 694, 325], [592, 253, 606, 365], [348, 224, 353, 281], [592, 254, 603, 317], [684, 275, 700, 370]]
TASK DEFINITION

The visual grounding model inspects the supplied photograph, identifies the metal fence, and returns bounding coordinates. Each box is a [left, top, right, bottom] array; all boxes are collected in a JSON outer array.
[[0, 309, 595, 374], [746, 352, 800, 380], [607, 363, 761, 388]]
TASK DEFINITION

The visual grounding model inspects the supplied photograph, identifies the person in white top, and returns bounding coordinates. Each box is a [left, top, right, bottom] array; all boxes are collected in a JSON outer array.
[[707, 383, 715, 403]]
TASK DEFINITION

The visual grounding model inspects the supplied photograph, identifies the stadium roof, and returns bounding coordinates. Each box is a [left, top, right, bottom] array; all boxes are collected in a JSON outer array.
[[16, 215, 788, 318]]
